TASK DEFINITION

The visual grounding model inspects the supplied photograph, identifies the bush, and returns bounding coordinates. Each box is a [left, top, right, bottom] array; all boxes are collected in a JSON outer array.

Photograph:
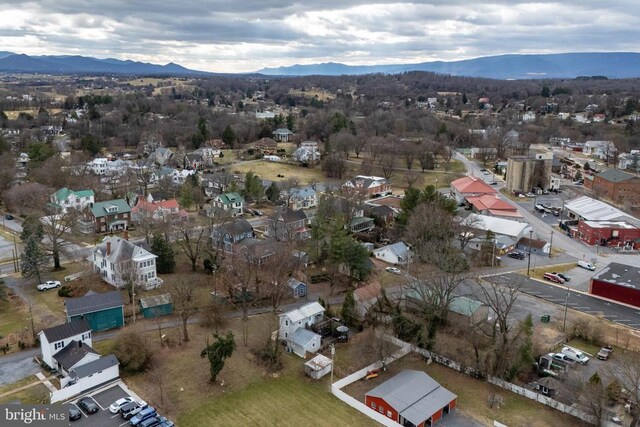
[[218, 152, 224, 158], [113, 330, 153, 374], [58, 286, 72, 297]]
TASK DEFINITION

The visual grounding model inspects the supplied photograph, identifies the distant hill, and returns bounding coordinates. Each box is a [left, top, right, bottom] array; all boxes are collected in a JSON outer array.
[[257, 52, 640, 79], [0, 53, 210, 76]]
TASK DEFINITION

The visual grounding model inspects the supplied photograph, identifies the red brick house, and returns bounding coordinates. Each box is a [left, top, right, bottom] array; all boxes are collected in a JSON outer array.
[[343, 176, 391, 197], [590, 169, 640, 206], [590, 262, 640, 307], [365, 370, 456, 426]]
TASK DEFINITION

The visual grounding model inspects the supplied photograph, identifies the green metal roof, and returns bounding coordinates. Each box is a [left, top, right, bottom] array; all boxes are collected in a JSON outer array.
[[90, 199, 131, 218], [449, 296, 483, 317], [596, 169, 636, 183], [54, 187, 94, 201], [219, 192, 244, 205]]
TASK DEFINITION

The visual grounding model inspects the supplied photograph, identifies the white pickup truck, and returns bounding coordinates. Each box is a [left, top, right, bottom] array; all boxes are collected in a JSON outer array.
[[37, 280, 61, 291]]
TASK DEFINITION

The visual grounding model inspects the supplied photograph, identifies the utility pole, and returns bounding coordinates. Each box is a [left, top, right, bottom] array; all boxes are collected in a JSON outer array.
[[548, 230, 554, 259], [562, 286, 569, 332], [526, 229, 533, 276], [329, 344, 335, 393]]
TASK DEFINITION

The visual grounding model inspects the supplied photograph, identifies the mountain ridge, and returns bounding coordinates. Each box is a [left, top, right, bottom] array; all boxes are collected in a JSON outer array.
[[257, 52, 640, 79]]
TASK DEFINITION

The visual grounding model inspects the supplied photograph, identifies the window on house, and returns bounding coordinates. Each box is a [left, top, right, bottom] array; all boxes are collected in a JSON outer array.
[[285, 320, 288, 326], [371, 402, 376, 409], [378, 407, 384, 414], [387, 411, 392, 418]]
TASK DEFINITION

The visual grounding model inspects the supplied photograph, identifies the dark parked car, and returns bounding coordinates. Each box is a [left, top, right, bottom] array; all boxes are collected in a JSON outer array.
[[507, 251, 526, 260], [78, 397, 99, 414], [552, 272, 571, 282], [4, 214, 13, 220], [68, 405, 82, 421]]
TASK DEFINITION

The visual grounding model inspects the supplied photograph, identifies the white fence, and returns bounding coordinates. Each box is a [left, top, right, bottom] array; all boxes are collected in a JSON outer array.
[[330, 338, 412, 427]]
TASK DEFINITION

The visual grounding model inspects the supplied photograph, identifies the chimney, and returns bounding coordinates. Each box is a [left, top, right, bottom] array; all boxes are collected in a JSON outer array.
[[106, 241, 111, 256], [78, 341, 82, 348], [124, 230, 129, 241]]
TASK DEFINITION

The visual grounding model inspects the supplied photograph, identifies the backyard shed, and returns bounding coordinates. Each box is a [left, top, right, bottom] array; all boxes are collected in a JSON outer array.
[[139, 293, 174, 319], [304, 354, 333, 380], [65, 291, 125, 332]]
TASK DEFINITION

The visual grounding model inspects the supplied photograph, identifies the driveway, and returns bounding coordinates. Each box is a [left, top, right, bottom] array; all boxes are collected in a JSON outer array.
[[0, 350, 41, 386], [68, 383, 148, 427]]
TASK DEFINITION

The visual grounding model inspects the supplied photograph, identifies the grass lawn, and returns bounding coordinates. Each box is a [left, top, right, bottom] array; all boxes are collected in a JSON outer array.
[[563, 338, 602, 356], [528, 262, 576, 282], [179, 373, 370, 427], [0, 285, 28, 337], [0, 376, 50, 404], [231, 161, 330, 186]]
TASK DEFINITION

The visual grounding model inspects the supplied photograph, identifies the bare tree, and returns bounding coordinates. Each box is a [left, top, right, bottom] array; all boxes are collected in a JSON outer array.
[[173, 219, 208, 272], [221, 250, 258, 346], [353, 326, 396, 370], [40, 209, 79, 270], [437, 141, 454, 173], [618, 352, 640, 426], [401, 141, 418, 170], [378, 151, 396, 180], [171, 279, 199, 342]]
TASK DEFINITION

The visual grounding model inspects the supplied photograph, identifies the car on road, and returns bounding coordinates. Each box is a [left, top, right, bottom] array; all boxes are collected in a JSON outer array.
[[68, 405, 82, 421], [577, 260, 596, 271], [507, 251, 526, 260], [78, 397, 99, 414], [552, 272, 571, 282], [543, 272, 565, 284], [561, 346, 589, 364], [385, 267, 401, 275], [37, 280, 61, 291], [109, 396, 135, 414], [597, 345, 614, 361], [4, 214, 13, 220], [490, 181, 498, 185]]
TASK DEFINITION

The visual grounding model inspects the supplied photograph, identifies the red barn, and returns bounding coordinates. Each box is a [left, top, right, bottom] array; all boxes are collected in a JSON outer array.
[[365, 370, 457, 426], [590, 262, 640, 307]]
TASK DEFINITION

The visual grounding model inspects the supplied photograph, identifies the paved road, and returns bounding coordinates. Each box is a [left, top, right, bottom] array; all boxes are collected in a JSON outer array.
[[484, 273, 640, 330]]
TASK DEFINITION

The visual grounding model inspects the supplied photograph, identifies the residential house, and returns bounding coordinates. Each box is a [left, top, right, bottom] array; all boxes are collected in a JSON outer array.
[[583, 140, 616, 159], [287, 278, 307, 298], [90, 236, 162, 290], [354, 282, 382, 320], [450, 175, 497, 203], [293, 141, 321, 163], [234, 238, 278, 266], [278, 302, 324, 358], [516, 237, 551, 255], [210, 192, 245, 217], [149, 147, 174, 166], [343, 175, 392, 198], [50, 188, 95, 213], [272, 128, 294, 142], [82, 199, 131, 234], [618, 152, 640, 172], [65, 291, 125, 332], [268, 206, 310, 240], [365, 370, 457, 426], [139, 294, 173, 319], [87, 158, 108, 175], [373, 242, 411, 265], [588, 169, 640, 206], [38, 319, 92, 370], [288, 187, 318, 210], [49, 340, 100, 377], [193, 147, 221, 166], [349, 216, 375, 233], [131, 199, 188, 223], [211, 219, 254, 254], [202, 172, 237, 197]]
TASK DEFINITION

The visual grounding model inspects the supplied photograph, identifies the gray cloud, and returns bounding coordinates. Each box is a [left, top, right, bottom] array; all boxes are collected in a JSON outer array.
[[0, 1, 638, 72]]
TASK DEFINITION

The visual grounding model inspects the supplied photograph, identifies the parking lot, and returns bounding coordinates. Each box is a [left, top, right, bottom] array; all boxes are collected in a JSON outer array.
[[67, 383, 138, 427]]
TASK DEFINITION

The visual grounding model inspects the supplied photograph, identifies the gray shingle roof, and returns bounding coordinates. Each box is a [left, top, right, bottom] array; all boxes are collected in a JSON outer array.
[[139, 293, 172, 309], [69, 354, 119, 379], [366, 370, 457, 425], [596, 169, 636, 183], [66, 291, 124, 317], [53, 340, 98, 371], [40, 319, 91, 343]]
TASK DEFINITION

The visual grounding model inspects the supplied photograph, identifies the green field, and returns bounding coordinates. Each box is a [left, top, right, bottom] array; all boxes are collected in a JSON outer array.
[[178, 374, 370, 427]]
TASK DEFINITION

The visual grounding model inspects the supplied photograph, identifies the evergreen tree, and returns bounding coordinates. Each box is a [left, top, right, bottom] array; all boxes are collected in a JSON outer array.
[[286, 115, 295, 131], [541, 86, 551, 97], [200, 332, 236, 383], [20, 215, 44, 242], [341, 290, 357, 327], [20, 236, 51, 284], [266, 182, 280, 203], [221, 125, 236, 146], [179, 183, 194, 210], [150, 233, 175, 274]]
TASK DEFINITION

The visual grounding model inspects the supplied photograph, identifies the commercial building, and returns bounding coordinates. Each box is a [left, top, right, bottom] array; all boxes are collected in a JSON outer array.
[[590, 263, 640, 307]]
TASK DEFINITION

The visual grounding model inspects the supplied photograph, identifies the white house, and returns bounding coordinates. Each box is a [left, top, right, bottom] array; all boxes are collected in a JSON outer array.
[[583, 141, 616, 159], [39, 319, 93, 370], [373, 241, 412, 265], [50, 188, 95, 213], [87, 158, 109, 175], [279, 302, 324, 358], [91, 236, 162, 290], [263, 155, 282, 162], [210, 192, 245, 217], [52, 354, 120, 403], [293, 141, 321, 163]]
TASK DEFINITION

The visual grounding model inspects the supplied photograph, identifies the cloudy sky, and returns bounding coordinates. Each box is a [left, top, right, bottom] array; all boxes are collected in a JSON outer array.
[[1, 1, 638, 72]]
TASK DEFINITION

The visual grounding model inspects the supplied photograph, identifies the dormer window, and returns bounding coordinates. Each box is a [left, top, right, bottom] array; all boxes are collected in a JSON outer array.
[[106, 205, 118, 214]]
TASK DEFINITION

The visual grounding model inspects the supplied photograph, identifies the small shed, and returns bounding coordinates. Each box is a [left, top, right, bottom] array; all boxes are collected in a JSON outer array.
[[304, 354, 333, 380], [536, 377, 561, 396], [287, 278, 307, 298], [139, 294, 173, 319], [65, 291, 124, 332]]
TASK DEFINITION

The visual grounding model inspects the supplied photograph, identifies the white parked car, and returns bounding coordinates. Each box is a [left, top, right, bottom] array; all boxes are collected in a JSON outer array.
[[37, 280, 61, 291], [109, 397, 135, 414], [561, 346, 589, 364], [385, 267, 401, 275]]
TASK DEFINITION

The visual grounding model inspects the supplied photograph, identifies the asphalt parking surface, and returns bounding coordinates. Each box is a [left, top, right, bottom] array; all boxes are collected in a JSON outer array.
[[68, 385, 132, 427]]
